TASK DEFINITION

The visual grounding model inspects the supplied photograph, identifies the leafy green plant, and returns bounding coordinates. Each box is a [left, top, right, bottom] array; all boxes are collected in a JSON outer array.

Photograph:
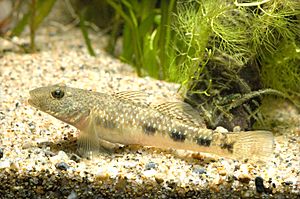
[[105, 0, 176, 79], [11, 0, 56, 52], [78, 7, 96, 56]]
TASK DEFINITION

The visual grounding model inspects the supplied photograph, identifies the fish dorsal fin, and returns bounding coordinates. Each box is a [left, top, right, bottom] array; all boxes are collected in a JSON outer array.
[[151, 101, 206, 127], [112, 91, 149, 106]]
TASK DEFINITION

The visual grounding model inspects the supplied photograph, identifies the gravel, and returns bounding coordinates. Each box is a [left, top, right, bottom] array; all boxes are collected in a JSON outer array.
[[0, 27, 299, 198]]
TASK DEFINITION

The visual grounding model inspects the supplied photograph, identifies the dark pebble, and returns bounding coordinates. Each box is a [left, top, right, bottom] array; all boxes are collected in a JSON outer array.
[[0, 112, 5, 120], [145, 162, 157, 170], [167, 180, 177, 189], [55, 162, 69, 171], [28, 122, 36, 132], [70, 153, 81, 163], [44, 151, 56, 157], [284, 181, 293, 186], [0, 148, 3, 159], [155, 177, 164, 184], [255, 176, 265, 193]]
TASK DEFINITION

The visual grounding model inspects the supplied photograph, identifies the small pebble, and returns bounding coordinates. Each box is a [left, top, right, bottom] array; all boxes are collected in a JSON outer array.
[[0, 160, 10, 169], [0, 148, 3, 159], [67, 190, 77, 199], [215, 126, 228, 133], [155, 175, 164, 184], [28, 122, 36, 132], [255, 176, 265, 193], [284, 181, 293, 186], [193, 167, 206, 174], [0, 112, 5, 120], [55, 162, 69, 171], [145, 162, 157, 170], [233, 126, 241, 132], [70, 154, 81, 163], [238, 174, 251, 183], [143, 169, 157, 177]]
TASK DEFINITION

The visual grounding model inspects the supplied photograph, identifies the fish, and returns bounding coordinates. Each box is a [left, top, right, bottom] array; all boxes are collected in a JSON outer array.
[[28, 83, 274, 162]]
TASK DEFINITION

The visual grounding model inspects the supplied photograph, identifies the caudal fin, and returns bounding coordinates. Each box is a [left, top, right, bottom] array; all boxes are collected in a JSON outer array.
[[232, 131, 274, 162]]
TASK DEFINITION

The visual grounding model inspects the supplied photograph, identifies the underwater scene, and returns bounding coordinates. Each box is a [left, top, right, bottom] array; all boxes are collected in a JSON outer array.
[[0, 0, 299, 198]]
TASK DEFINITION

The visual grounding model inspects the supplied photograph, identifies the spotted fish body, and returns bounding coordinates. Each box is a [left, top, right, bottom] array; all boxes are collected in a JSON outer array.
[[28, 83, 274, 162]]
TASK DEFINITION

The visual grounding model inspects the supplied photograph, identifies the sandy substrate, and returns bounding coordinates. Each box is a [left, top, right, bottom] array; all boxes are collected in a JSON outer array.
[[0, 27, 299, 198]]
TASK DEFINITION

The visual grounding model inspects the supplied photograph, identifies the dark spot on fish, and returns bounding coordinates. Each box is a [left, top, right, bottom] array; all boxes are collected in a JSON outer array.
[[196, 137, 211, 147], [220, 143, 234, 153], [143, 124, 156, 135], [170, 129, 185, 142]]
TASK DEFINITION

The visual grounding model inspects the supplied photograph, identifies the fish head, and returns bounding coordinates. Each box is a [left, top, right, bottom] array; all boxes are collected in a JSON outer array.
[[28, 83, 91, 126]]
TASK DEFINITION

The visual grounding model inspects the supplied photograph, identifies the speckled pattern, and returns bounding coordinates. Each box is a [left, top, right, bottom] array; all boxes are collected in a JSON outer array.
[[0, 28, 299, 198]]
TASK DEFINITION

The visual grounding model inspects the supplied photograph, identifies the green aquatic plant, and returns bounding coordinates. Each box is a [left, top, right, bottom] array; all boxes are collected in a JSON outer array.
[[261, 41, 300, 104], [105, 0, 176, 79], [172, 0, 300, 130], [78, 7, 96, 56], [11, 0, 57, 52]]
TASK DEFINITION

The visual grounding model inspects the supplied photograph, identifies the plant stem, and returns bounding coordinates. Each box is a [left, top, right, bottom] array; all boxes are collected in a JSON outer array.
[[79, 8, 96, 56], [159, 0, 175, 80], [30, 0, 36, 52]]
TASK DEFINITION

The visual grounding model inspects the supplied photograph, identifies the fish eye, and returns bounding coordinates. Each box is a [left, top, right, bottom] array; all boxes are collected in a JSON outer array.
[[51, 89, 64, 99]]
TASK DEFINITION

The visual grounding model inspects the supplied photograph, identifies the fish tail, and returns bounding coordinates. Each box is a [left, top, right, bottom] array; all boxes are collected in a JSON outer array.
[[232, 131, 274, 162]]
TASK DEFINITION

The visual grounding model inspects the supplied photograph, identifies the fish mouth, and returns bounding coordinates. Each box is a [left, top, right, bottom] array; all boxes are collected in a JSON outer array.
[[28, 97, 37, 108], [28, 98, 34, 106], [28, 90, 38, 108]]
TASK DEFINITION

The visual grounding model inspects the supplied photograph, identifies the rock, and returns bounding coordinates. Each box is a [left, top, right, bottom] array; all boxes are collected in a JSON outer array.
[[70, 153, 81, 163], [255, 176, 265, 193], [284, 181, 293, 186], [155, 174, 164, 184], [0, 159, 10, 169], [0, 148, 3, 159], [143, 169, 157, 177], [238, 174, 251, 183], [193, 166, 206, 174], [55, 162, 69, 171], [233, 126, 241, 132], [215, 126, 228, 133], [145, 162, 157, 170], [67, 190, 78, 199]]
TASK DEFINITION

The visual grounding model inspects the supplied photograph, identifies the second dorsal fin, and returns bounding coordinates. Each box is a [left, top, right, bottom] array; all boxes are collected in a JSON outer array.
[[112, 91, 149, 106], [151, 101, 206, 127]]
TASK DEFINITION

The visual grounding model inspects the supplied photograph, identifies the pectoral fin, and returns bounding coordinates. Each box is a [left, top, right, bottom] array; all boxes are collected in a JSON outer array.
[[77, 129, 99, 158], [77, 117, 122, 157]]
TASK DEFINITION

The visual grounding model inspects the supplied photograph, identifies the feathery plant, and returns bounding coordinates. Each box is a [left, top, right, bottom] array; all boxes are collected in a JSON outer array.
[[172, 0, 300, 130]]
